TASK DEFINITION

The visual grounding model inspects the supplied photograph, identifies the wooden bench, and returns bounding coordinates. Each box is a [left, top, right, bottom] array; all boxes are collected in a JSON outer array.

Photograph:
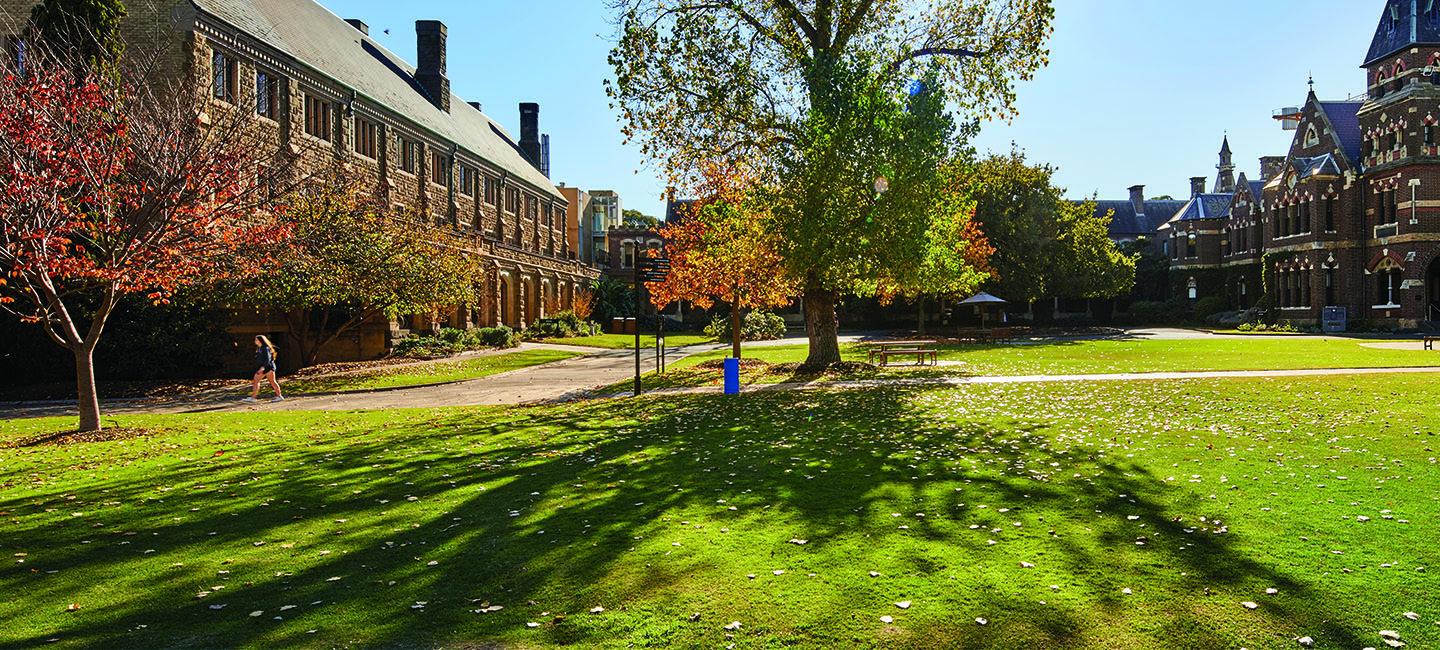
[[1426, 336, 1437, 351], [877, 347, 938, 366], [859, 340, 933, 363]]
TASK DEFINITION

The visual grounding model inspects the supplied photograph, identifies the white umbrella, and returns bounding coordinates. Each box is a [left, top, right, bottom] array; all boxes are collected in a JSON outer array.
[[957, 292, 1008, 329]]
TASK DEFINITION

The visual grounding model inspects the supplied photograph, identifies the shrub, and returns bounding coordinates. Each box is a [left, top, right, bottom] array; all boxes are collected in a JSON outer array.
[[704, 310, 787, 342], [1126, 298, 1185, 325], [1192, 296, 1228, 322], [393, 326, 517, 358]]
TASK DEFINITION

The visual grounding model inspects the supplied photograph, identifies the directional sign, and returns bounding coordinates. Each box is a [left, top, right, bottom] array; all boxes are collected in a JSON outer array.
[[645, 261, 672, 270], [642, 273, 669, 283]]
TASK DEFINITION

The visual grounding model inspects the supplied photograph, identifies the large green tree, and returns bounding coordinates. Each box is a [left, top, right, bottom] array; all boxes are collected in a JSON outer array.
[[969, 151, 1135, 303], [609, 0, 1052, 364]]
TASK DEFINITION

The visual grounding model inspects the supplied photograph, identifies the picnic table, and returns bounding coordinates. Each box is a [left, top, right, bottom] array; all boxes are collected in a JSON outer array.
[[858, 340, 939, 366], [955, 327, 1014, 344]]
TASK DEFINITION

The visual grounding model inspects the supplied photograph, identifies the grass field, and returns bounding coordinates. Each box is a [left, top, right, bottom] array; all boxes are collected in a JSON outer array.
[[636, 337, 1440, 391], [556, 333, 716, 350], [2, 373, 1437, 649], [271, 349, 584, 394]]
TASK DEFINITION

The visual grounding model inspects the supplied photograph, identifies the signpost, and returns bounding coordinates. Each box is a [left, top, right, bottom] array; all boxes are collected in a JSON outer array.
[[634, 256, 670, 396]]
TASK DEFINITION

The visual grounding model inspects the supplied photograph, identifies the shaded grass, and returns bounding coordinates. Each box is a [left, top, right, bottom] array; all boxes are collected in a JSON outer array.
[[275, 349, 583, 393], [1, 375, 1437, 649]]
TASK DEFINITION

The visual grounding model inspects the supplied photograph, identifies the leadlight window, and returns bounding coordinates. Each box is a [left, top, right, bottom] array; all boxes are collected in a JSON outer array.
[[399, 139, 419, 174], [304, 94, 332, 141], [430, 152, 449, 186], [353, 117, 378, 159], [255, 70, 279, 120], [212, 51, 238, 103]]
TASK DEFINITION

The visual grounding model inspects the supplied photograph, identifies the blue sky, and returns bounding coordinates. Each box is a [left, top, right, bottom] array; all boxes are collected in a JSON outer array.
[[322, 0, 1387, 216]]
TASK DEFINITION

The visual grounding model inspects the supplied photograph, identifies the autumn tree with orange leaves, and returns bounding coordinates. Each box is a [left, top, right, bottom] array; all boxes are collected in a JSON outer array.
[[648, 168, 797, 359], [0, 41, 291, 432]]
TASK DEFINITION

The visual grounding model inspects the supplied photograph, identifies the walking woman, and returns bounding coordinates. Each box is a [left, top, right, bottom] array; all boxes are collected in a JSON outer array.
[[242, 335, 284, 403]]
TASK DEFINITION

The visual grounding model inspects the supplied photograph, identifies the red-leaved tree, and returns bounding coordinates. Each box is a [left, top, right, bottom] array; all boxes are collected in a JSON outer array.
[[0, 44, 289, 431], [648, 163, 797, 359]]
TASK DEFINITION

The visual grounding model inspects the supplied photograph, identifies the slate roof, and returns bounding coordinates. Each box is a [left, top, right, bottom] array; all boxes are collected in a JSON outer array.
[[1248, 180, 1265, 198], [192, 0, 563, 201], [1317, 101, 1364, 165], [1363, 0, 1440, 67], [1162, 193, 1232, 228], [1083, 199, 1186, 238]]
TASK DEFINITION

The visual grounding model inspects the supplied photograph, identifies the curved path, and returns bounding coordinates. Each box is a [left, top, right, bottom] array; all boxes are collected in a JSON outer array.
[[2, 328, 1434, 419]]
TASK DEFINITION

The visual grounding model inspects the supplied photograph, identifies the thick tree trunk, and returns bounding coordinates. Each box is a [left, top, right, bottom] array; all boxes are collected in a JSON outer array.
[[74, 344, 102, 432], [803, 282, 841, 366]]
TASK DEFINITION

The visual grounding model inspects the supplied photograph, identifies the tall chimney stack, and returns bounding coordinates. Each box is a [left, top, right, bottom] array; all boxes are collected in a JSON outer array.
[[1259, 156, 1287, 182], [1189, 177, 1207, 198], [519, 102, 542, 170], [1127, 185, 1146, 216], [416, 20, 449, 113]]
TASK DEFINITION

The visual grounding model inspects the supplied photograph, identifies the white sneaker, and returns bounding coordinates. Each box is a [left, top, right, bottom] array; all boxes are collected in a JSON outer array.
[[271, 396, 285, 402], [240, 397, 257, 403]]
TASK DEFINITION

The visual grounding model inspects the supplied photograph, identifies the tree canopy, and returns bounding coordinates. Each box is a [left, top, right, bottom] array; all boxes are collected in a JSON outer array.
[[648, 164, 797, 359], [968, 151, 1135, 303], [0, 44, 288, 432], [609, 0, 1053, 364], [234, 170, 481, 368], [621, 209, 661, 229]]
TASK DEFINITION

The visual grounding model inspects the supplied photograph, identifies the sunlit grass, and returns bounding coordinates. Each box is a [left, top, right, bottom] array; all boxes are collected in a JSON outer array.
[[2, 374, 1437, 648], [556, 333, 715, 349], [273, 349, 584, 393]]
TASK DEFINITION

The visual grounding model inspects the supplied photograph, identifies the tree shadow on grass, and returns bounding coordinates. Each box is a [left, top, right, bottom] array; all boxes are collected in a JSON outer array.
[[0, 388, 1372, 649]]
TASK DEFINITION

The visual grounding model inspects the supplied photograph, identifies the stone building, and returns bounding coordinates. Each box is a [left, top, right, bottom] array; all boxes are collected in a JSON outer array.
[[0, 0, 599, 365]]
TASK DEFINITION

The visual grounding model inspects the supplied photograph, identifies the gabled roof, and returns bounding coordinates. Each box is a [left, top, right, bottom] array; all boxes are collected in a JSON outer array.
[[1316, 100, 1364, 164], [1363, 0, 1440, 67], [193, 0, 563, 202]]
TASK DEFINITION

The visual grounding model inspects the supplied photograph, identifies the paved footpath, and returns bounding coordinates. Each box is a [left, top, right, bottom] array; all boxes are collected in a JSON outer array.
[[3, 328, 1436, 418]]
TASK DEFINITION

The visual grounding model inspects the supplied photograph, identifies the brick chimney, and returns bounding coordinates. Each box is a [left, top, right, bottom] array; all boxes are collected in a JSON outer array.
[[416, 20, 449, 113], [1190, 176, 1207, 198], [1128, 185, 1146, 215], [519, 102, 542, 169], [1259, 156, 1287, 182]]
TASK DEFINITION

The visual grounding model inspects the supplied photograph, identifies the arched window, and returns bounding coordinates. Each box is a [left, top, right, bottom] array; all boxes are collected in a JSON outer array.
[[1376, 71, 1388, 98], [1304, 124, 1319, 147], [1376, 259, 1403, 306], [1324, 196, 1336, 232]]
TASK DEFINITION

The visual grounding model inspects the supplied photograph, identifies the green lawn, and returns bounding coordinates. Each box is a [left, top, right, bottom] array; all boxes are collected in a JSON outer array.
[[276, 349, 583, 393], [555, 332, 716, 350], [2, 374, 1437, 649], [638, 337, 1440, 392]]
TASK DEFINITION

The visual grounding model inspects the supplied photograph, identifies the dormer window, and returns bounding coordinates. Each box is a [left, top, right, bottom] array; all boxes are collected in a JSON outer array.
[[1388, 4, 1401, 33], [1428, 0, 1439, 23], [1304, 124, 1319, 147]]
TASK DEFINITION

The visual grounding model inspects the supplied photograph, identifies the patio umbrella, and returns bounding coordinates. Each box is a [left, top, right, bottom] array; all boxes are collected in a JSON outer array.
[[957, 292, 1008, 329]]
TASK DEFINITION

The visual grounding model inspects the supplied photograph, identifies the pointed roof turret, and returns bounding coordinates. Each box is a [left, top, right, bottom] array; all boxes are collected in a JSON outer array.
[[1363, 0, 1440, 67], [1216, 136, 1236, 194]]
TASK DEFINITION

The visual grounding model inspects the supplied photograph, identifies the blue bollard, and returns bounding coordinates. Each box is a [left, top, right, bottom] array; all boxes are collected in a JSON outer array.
[[723, 357, 740, 395]]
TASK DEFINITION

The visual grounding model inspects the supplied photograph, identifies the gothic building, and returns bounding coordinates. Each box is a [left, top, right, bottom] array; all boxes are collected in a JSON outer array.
[[1163, 0, 1440, 329]]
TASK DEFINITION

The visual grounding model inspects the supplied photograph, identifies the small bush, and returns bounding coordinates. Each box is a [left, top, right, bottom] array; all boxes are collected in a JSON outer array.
[[393, 326, 517, 358], [1127, 299, 1185, 325], [1192, 297, 1228, 322], [704, 310, 787, 342]]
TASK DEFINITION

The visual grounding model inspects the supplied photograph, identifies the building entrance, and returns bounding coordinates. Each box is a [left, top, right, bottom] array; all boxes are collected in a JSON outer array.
[[1428, 256, 1440, 324]]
